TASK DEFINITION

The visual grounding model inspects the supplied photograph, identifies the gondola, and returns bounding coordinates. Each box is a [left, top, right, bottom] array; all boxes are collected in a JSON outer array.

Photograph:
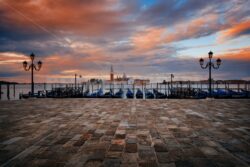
[[145, 89, 154, 99], [89, 88, 103, 98], [227, 89, 248, 98], [114, 88, 123, 98], [213, 88, 231, 98], [103, 89, 114, 98], [153, 89, 166, 99], [126, 88, 134, 98], [136, 89, 143, 99]]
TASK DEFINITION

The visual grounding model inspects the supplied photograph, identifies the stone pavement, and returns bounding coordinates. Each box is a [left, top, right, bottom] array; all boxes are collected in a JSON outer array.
[[0, 99, 249, 167]]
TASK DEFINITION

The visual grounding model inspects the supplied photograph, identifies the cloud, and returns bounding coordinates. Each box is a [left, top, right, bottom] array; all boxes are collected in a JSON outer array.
[[131, 14, 220, 50], [218, 46, 250, 61], [132, 27, 165, 51], [0, 0, 130, 40], [0, 0, 250, 82], [218, 20, 250, 42]]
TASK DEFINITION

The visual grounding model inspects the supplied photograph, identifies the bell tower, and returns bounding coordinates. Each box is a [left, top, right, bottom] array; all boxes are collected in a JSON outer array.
[[110, 65, 114, 81]]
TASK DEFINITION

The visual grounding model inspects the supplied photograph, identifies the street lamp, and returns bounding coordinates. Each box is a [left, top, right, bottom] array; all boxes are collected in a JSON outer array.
[[74, 74, 82, 89], [199, 51, 221, 97], [23, 53, 42, 95]]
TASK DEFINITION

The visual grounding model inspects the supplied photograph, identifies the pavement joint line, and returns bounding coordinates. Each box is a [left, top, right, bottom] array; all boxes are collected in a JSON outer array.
[[0, 131, 54, 167]]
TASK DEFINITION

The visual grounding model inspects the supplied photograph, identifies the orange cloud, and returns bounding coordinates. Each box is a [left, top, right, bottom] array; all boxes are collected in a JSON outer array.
[[164, 14, 219, 43], [0, 52, 26, 64], [0, 0, 126, 36], [132, 27, 165, 51], [131, 14, 219, 51], [218, 20, 250, 42], [218, 47, 250, 61]]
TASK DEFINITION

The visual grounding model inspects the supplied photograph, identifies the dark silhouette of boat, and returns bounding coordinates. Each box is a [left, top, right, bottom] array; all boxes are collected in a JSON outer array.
[[145, 89, 154, 99], [136, 89, 143, 99], [126, 88, 134, 98], [168, 87, 206, 99], [103, 89, 114, 98], [153, 89, 166, 99], [83, 89, 90, 97], [212, 88, 231, 98], [88, 88, 103, 98], [114, 88, 123, 98], [213, 88, 249, 99]]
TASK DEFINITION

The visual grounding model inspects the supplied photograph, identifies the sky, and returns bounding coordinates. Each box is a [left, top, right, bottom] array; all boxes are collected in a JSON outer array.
[[0, 0, 250, 83]]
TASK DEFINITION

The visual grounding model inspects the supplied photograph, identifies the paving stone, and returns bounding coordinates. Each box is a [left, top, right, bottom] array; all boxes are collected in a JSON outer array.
[[191, 158, 217, 167], [154, 142, 168, 152], [122, 153, 138, 163], [126, 138, 137, 144], [73, 139, 85, 146], [54, 137, 71, 145], [106, 130, 116, 136], [156, 149, 183, 163], [175, 160, 194, 167], [106, 151, 123, 159], [138, 146, 156, 161], [139, 161, 158, 167], [115, 130, 126, 139], [103, 158, 121, 167], [138, 136, 151, 146], [158, 163, 176, 167], [87, 151, 105, 161], [121, 163, 138, 167], [125, 143, 138, 153], [84, 160, 103, 167], [110, 139, 125, 151], [1, 137, 24, 145], [199, 147, 218, 156]]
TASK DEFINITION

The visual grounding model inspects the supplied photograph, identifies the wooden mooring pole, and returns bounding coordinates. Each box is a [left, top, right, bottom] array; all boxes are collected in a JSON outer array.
[[7, 84, 10, 100], [0, 84, 1, 100], [13, 84, 16, 99]]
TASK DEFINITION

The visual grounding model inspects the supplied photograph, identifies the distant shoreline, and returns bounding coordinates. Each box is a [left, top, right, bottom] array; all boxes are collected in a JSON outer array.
[[1, 80, 250, 85]]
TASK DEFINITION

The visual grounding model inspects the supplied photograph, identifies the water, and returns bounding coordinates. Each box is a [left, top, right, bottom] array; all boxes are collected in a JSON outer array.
[[0, 83, 249, 100]]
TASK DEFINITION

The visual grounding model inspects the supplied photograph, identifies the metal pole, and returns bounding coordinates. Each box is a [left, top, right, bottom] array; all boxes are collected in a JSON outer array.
[[31, 61, 34, 95], [209, 58, 212, 97]]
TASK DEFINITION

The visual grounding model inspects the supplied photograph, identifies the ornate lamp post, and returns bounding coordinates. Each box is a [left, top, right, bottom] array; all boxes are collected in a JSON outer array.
[[74, 74, 82, 89], [199, 51, 221, 97], [23, 53, 42, 95]]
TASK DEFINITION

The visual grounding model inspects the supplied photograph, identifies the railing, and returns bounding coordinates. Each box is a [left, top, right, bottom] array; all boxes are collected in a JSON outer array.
[[0, 81, 250, 100]]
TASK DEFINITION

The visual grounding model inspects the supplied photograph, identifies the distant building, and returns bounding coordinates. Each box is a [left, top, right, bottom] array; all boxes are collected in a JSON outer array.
[[105, 65, 150, 85], [134, 79, 150, 85], [110, 65, 114, 81]]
